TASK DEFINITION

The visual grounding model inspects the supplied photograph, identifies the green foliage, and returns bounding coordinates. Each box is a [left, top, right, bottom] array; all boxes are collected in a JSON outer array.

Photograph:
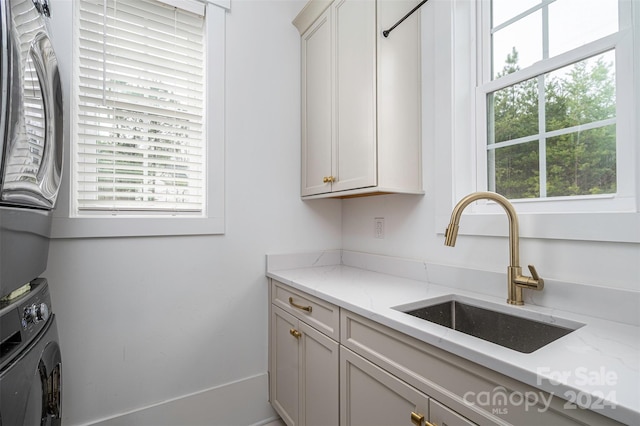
[[490, 50, 616, 199]]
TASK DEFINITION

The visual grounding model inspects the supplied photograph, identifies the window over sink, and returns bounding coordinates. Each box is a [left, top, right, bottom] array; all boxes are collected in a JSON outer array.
[[477, 0, 633, 211], [443, 0, 639, 243]]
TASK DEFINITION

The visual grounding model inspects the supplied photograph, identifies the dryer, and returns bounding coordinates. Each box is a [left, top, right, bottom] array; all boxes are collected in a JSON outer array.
[[0, 0, 63, 299]]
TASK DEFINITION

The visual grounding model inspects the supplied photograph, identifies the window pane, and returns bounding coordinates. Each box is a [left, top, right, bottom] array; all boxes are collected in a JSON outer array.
[[492, 9, 541, 77], [491, 142, 540, 199], [492, 0, 540, 28], [547, 125, 616, 196], [488, 77, 539, 144], [549, 0, 618, 58], [546, 51, 616, 132]]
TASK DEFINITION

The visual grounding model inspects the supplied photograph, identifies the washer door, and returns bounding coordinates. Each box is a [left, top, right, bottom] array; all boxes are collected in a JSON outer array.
[[0, 316, 62, 426], [23, 340, 62, 426]]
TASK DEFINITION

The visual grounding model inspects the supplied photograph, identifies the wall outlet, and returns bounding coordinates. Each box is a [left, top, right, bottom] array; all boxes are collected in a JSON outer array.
[[374, 217, 385, 239]]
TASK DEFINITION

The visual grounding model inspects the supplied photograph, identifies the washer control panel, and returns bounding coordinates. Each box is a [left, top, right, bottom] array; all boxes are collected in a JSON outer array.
[[0, 278, 52, 370]]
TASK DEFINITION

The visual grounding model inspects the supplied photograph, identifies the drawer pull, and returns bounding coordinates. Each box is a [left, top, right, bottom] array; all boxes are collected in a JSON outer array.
[[290, 328, 302, 339], [410, 411, 424, 426], [289, 297, 312, 313]]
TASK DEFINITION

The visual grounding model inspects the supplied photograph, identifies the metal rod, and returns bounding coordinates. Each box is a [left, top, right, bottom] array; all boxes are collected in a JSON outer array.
[[382, 0, 429, 38]]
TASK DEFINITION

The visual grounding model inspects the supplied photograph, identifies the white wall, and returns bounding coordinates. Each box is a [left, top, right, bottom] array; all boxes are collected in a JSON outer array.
[[45, 0, 342, 424], [343, 0, 640, 292]]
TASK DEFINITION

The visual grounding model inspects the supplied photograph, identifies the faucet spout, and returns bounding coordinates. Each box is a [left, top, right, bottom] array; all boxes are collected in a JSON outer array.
[[444, 191, 544, 305]]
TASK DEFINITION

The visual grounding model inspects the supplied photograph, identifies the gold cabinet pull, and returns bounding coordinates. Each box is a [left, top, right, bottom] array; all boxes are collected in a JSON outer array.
[[289, 297, 312, 313], [289, 328, 302, 339], [323, 176, 335, 183], [410, 412, 424, 426]]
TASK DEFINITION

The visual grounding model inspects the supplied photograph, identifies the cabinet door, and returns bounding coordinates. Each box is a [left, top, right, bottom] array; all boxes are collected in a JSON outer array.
[[271, 307, 300, 425], [341, 347, 430, 426], [301, 9, 332, 196], [299, 322, 339, 426], [332, 0, 377, 192]]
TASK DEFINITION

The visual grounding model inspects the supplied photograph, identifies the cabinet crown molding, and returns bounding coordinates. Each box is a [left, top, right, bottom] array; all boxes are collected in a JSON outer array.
[[293, 0, 333, 34]]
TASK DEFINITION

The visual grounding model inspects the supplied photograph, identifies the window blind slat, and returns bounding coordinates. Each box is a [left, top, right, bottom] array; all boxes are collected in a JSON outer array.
[[77, 171, 204, 183], [78, 47, 203, 81], [77, 152, 204, 169], [80, 41, 202, 71], [78, 41, 203, 66], [80, 0, 204, 34], [76, 0, 206, 213], [78, 12, 204, 51], [77, 180, 204, 192], [78, 30, 203, 66], [78, 93, 203, 121], [78, 78, 203, 110], [77, 121, 204, 144], [77, 203, 203, 212], [78, 56, 203, 91]]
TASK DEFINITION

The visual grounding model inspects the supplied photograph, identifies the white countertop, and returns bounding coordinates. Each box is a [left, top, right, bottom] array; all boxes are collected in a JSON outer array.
[[266, 250, 640, 425]]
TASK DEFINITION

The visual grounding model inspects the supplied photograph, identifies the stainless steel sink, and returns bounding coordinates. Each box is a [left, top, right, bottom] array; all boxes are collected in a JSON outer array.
[[396, 296, 583, 353]]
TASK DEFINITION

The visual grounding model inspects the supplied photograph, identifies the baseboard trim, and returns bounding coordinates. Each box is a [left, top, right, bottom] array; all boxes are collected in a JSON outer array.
[[86, 373, 276, 426]]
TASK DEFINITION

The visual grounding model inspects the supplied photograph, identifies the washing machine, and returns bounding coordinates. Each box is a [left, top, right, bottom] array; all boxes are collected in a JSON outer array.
[[0, 278, 61, 425]]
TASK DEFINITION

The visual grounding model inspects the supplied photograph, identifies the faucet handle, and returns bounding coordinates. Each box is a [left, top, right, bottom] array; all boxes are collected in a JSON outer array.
[[527, 264, 540, 280], [514, 264, 544, 292]]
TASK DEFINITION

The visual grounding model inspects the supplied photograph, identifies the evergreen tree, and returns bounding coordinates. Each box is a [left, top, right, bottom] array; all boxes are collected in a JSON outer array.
[[491, 48, 616, 198]]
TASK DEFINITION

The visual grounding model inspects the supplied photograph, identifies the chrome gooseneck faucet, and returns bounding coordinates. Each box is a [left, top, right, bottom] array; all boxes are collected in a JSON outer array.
[[444, 191, 544, 305]]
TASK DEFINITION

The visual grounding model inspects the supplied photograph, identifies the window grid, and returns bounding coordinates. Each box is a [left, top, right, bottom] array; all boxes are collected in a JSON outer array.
[[482, 0, 619, 201]]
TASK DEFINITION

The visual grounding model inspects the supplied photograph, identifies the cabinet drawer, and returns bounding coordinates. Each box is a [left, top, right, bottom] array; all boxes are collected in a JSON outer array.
[[271, 280, 339, 340]]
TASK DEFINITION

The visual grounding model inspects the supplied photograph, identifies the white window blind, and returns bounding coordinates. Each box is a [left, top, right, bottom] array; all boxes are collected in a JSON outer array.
[[75, 0, 205, 214]]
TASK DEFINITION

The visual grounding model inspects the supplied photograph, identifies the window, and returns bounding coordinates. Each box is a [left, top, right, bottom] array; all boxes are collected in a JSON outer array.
[[52, 0, 226, 237], [438, 0, 637, 243], [76, 0, 205, 213], [476, 0, 635, 213]]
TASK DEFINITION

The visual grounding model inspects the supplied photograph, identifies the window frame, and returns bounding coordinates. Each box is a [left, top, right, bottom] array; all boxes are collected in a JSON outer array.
[[52, 0, 226, 238], [438, 0, 639, 244]]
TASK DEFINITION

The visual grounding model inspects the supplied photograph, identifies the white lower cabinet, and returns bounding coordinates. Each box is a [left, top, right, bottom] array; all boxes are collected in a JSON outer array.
[[269, 283, 339, 426], [269, 280, 624, 426]]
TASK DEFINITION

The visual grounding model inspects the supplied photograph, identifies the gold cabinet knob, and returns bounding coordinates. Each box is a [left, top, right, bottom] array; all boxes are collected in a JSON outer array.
[[289, 328, 302, 339], [322, 176, 336, 183]]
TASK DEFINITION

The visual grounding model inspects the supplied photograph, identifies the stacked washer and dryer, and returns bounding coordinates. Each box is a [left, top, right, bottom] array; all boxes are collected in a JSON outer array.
[[0, 0, 63, 424]]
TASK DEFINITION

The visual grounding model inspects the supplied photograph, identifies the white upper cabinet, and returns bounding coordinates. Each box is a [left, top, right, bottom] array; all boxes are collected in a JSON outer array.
[[294, 0, 423, 199]]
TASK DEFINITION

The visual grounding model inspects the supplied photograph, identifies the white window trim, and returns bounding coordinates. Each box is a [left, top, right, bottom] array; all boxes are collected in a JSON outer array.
[[51, 1, 226, 238], [435, 0, 639, 244]]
